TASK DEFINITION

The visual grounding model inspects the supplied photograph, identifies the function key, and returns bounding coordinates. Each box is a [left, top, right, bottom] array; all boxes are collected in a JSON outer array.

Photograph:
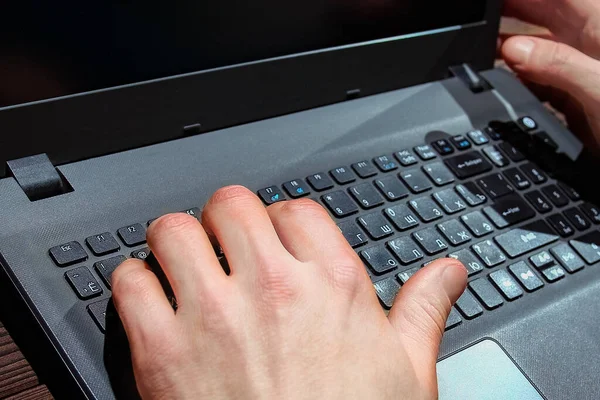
[[413, 145, 437, 161], [455, 291, 483, 319], [448, 249, 484, 276], [422, 162, 455, 186], [564, 207, 590, 231], [49, 241, 88, 267], [467, 130, 489, 145], [542, 185, 568, 208], [95, 255, 127, 289], [503, 168, 531, 190], [471, 239, 506, 267], [337, 221, 368, 248], [477, 173, 514, 199], [558, 182, 581, 201], [451, 135, 472, 151], [542, 265, 566, 282], [348, 183, 384, 209], [387, 237, 424, 265], [373, 155, 398, 172], [456, 182, 487, 206], [117, 223, 147, 247], [322, 191, 359, 218], [374, 176, 409, 201], [373, 278, 400, 310], [409, 197, 444, 222], [283, 179, 311, 198], [518, 116, 538, 131], [445, 151, 493, 179], [88, 299, 109, 333], [580, 202, 600, 224], [461, 211, 494, 237], [330, 166, 356, 185], [498, 142, 526, 162], [546, 213, 575, 237], [469, 278, 504, 309], [258, 186, 286, 205], [489, 269, 523, 300], [508, 261, 544, 292], [431, 139, 454, 155], [86, 233, 120, 256], [525, 190, 553, 214], [65, 267, 103, 300], [520, 163, 547, 185], [307, 173, 334, 192], [351, 161, 378, 179], [570, 231, 600, 264], [357, 213, 395, 240], [394, 149, 419, 166], [482, 145, 510, 167], [360, 245, 399, 275], [484, 126, 503, 141], [550, 243, 585, 273], [399, 169, 432, 194], [438, 219, 472, 246], [383, 204, 419, 231]]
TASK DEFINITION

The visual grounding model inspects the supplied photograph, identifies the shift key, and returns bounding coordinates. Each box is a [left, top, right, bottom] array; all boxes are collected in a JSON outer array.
[[495, 220, 559, 258], [445, 151, 493, 179]]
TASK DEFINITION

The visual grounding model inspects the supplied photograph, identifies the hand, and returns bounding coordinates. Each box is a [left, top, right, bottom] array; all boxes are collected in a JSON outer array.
[[501, 0, 600, 152], [111, 186, 467, 399]]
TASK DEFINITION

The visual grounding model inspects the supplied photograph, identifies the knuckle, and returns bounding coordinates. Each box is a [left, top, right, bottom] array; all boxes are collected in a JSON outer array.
[[257, 260, 299, 306], [208, 185, 256, 208], [328, 254, 366, 293]]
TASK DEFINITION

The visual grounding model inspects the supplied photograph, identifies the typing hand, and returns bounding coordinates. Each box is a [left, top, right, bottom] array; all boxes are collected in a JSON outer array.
[[112, 186, 467, 399], [501, 0, 600, 153]]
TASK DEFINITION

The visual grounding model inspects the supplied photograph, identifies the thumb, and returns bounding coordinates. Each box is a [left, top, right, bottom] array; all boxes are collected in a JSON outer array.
[[388, 259, 467, 386]]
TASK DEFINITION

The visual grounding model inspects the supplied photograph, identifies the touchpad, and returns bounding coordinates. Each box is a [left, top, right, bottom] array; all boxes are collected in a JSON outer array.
[[437, 339, 544, 400]]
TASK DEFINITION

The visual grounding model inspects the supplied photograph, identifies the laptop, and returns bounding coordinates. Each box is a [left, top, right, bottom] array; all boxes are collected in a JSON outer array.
[[1, 1, 599, 399]]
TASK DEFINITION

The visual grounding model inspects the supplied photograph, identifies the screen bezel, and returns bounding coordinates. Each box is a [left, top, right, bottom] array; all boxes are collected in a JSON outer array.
[[0, 0, 502, 177]]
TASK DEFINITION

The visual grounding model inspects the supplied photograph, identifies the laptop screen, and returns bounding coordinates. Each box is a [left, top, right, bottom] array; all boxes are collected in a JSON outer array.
[[2, 1, 485, 109]]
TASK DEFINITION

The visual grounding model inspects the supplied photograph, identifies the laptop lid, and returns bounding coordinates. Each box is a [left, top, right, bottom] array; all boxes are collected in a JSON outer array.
[[0, 1, 502, 177]]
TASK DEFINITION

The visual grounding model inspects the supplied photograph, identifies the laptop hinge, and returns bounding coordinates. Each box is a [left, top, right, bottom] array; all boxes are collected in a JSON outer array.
[[6, 154, 73, 201], [449, 63, 493, 93]]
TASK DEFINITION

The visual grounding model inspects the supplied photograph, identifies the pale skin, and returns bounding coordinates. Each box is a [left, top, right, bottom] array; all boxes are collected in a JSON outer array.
[[112, 1, 600, 398]]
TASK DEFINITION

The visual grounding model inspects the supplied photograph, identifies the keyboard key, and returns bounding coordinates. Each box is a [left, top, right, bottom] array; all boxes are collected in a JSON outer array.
[[283, 179, 311, 198], [258, 186, 286, 205], [322, 191, 359, 218], [397, 267, 420, 284], [132, 248, 151, 260], [477, 173, 514, 199], [564, 207, 591, 231], [445, 151, 493, 179], [495, 220, 560, 258], [330, 166, 356, 185], [521, 163, 547, 184], [461, 211, 494, 237], [351, 161, 378, 179], [518, 116, 538, 131], [94, 255, 127, 289], [384, 205, 419, 231], [570, 231, 600, 264], [455, 183, 487, 206], [558, 182, 581, 201], [373, 278, 400, 309], [472, 239, 507, 267], [451, 135, 472, 150], [467, 130, 489, 145], [422, 162, 455, 186], [361, 246, 399, 275], [448, 249, 484, 276], [431, 139, 454, 155], [409, 197, 444, 222], [483, 194, 536, 229], [469, 278, 503, 309], [414, 145, 437, 160], [85, 233, 120, 256], [373, 155, 398, 172], [394, 149, 418, 166], [348, 183, 384, 209], [503, 168, 531, 190], [433, 189, 467, 214], [542, 185, 568, 208], [546, 213, 575, 237], [534, 132, 559, 151], [580, 202, 600, 224], [529, 250, 555, 270], [400, 169, 432, 193], [374, 176, 409, 201], [49, 241, 88, 267], [489, 270, 523, 300], [88, 299, 109, 333], [412, 228, 448, 255], [357, 213, 395, 240], [551, 243, 585, 273], [483, 145, 510, 167], [438, 219, 472, 246], [338, 221, 368, 248], [542, 265, 566, 282], [525, 191, 553, 214], [455, 291, 483, 319], [445, 308, 462, 331], [65, 267, 103, 300], [508, 262, 544, 292], [307, 173, 334, 192], [387, 237, 424, 265], [498, 142, 526, 162], [183, 207, 201, 220], [118, 223, 146, 247], [484, 126, 503, 141]]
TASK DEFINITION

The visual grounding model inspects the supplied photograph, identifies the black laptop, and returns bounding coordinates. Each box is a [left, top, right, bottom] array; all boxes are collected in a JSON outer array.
[[2, 1, 600, 399]]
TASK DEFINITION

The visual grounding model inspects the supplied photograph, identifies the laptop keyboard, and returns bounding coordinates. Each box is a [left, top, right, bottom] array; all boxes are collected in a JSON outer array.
[[47, 117, 600, 333]]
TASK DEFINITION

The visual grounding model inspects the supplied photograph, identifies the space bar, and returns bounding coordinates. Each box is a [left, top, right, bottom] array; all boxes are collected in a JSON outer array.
[[495, 220, 560, 258]]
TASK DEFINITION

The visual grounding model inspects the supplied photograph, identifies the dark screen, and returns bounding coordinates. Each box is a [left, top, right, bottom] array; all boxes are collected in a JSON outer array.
[[1, 1, 485, 108]]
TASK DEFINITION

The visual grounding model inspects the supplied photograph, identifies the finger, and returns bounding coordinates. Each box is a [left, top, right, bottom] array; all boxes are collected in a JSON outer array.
[[147, 213, 228, 307], [388, 259, 467, 387], [201, 185, 294, 277], [497, 32, 556, 59], [112, 259, 177, 352], [503, 0, 600, 58], [266, 198, 353, 262]]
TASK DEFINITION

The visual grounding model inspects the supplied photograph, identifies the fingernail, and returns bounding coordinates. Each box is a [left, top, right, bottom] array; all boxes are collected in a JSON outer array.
[[508, 38, 535, 64], [440, 262, 468, 300]]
